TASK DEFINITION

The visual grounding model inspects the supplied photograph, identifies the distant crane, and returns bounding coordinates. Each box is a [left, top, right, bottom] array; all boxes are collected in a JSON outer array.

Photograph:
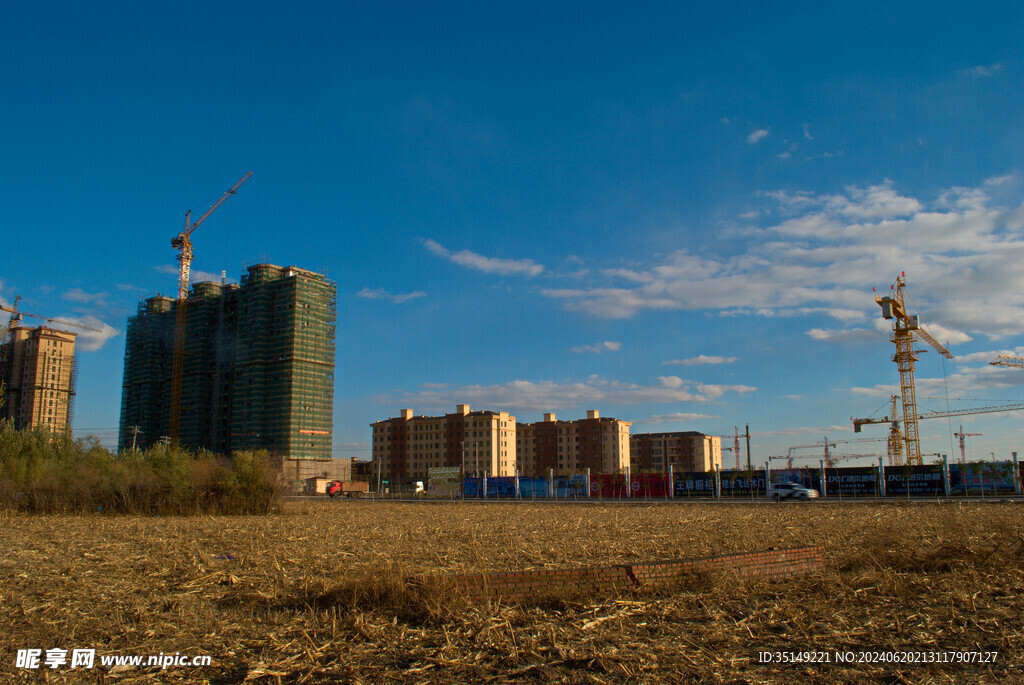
[[851, 395, 904, 465], [953, 426, 982, 467], [0, 297, 103, 427], [732, 426, 741, 470], [873, 274, 953, 466], [853, 395, 1024, 464], [168, 171, 252, 443], [786, 438, 837, 469], [720, 426, 742, 470], [1, 296, 103, 339]]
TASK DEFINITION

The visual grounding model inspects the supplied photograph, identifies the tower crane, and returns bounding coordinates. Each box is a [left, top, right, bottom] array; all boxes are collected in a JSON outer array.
[[990, 355, 1024, 368], [953, 426, 982, 467], [168, 171, 252, 444], [786, 439, 838, 468], [1, 296, 103, 338], [1, 297, 103, 426], [874, 274, 953, 466], [851, 395, 904, 465], [852, 395, 1024, 464], [720, 426, 742, 470]]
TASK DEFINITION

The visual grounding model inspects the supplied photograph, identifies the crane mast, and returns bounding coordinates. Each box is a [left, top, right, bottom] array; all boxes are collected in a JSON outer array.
[[875, 275, 952, 466], [886, 395, 902, 466], [953, 425, 982, 466], [169, 171, 252, 444]]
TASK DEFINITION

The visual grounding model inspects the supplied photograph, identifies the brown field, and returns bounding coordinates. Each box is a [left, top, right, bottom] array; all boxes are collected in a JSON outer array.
[[2, 500, 1023, 684]]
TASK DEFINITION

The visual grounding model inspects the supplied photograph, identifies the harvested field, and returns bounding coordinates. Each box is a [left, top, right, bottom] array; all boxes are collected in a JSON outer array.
[[2, 500, 1023, 683]]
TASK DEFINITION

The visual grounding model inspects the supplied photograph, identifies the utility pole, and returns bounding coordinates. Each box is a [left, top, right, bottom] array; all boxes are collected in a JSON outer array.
[[129, 425, 141, 451], [460, 441, 466, 499], [745, 424, 752, 471]]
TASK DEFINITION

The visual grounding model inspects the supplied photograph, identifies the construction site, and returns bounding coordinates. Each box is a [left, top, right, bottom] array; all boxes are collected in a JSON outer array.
[[117, 263, 337, 459], [3, 172, 1022, 495], [112, 173, 338, 469], [0, 297, 103, 433]]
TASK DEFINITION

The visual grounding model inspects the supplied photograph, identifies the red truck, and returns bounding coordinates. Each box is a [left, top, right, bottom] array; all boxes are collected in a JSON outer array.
[[326, 480, 369, 498]]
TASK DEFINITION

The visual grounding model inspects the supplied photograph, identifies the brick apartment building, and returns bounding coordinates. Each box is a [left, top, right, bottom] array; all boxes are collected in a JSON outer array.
[[371, 404, 516, 484], [630, 431, 722, 472], [516, 410, 631, 477]]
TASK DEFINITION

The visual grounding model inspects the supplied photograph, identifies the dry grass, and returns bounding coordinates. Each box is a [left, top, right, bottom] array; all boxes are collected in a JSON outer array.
[[2, 500, 1023, 683]]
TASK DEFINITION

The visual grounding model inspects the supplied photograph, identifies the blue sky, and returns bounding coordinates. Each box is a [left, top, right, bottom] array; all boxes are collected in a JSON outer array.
[[3, 1, 1024, 465]]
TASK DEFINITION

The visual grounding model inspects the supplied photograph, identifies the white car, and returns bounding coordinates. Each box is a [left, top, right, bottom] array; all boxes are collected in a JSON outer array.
[[767, 482, 820, 501]]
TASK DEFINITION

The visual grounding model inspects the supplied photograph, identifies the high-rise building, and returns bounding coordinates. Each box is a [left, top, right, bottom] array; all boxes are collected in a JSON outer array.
[[516, 410, 631, 477], [630, 431, 722, 472], [0, 326, 77, 432], [118, 264, 336, 458], [371, 404, 517, 485]]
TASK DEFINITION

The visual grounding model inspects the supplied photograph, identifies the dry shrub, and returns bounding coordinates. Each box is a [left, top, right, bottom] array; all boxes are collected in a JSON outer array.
[[0, 421, 282, 514]]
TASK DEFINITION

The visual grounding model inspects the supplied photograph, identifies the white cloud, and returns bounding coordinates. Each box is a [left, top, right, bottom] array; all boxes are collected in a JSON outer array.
[[986, 175, 1015, 187], [358, 287, 426, 305], [848, 357, 1024, 408], [153, 264, 229, 288], [192, 269, 229, 284], [747, 128, 770, 144], [392, 291, 427, 303], [663, 355, 737, 366], [540, 178, 1024, 342], [423, 238, 544, 276], [921, 323, 972, 346], [960, 63, 1003, 78], [956, 347, 1024, 364], [806, 328, 884, 345], [802, 124, 813, 141], [64, 316, 120, 352], [634, 412, 716, 424], [423, 239, 450, 258], [386, 375, 756, 413], [571, 341, 622, 354], [63, 288, 108, 305]]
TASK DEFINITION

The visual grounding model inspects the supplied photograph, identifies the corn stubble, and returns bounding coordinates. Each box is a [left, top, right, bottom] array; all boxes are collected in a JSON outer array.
[[1, 501, 1021, 683]]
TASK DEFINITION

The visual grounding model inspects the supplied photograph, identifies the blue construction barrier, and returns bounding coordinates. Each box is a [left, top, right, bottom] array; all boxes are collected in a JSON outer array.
[[449, 461, 1022, 498]]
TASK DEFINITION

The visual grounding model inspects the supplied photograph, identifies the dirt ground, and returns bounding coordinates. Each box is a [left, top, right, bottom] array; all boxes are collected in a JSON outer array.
[[1, 500, 1022, 683]]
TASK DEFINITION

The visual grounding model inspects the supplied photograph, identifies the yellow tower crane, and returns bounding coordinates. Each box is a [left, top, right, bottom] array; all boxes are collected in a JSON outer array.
[[853, 395, 1024, 464], [873, 274, 953, 466], [1, 296, 103, 338], [168, 171, 252, 444], [990, 355, 1024, 368]]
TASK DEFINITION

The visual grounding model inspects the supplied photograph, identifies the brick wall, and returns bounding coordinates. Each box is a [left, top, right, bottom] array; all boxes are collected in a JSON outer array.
[[416, 546, 824, 603]]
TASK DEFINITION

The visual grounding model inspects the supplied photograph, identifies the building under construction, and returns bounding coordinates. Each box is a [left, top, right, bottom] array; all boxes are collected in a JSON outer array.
[[118, 264, 336, 458], [0, 326, 78, 432]]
